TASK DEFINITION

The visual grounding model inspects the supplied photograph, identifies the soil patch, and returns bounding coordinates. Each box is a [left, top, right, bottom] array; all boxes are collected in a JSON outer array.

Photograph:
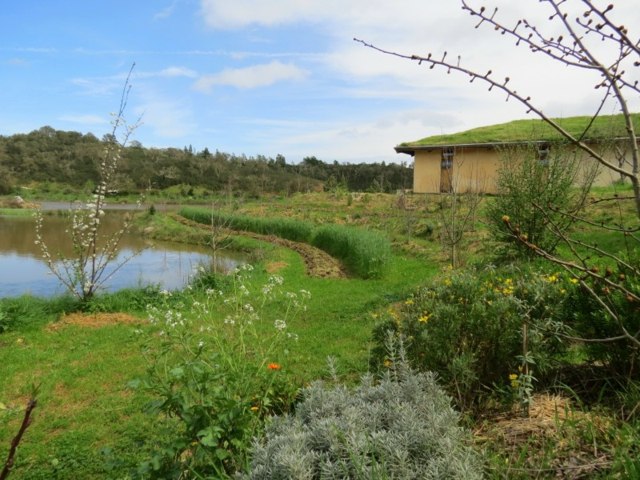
[[265, 261, 289, 273], [47, 312, 142, 331]]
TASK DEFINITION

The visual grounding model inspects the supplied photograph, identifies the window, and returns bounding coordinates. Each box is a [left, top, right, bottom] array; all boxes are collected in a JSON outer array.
[[441, 147, 454, 169], [537, 143, 550, 166]]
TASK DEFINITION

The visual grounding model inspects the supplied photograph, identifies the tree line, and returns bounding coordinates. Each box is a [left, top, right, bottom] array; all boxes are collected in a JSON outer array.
[[0, 126, 413, 196]]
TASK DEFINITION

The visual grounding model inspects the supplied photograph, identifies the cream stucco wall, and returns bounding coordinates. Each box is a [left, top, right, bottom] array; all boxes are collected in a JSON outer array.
[[413, 146, 502, 194], [412, 143, 635, 194]]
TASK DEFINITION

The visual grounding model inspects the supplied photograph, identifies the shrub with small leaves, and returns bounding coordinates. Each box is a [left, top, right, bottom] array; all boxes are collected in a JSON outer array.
[[243, 346, 481, 479], [371, 265, 569, 410]]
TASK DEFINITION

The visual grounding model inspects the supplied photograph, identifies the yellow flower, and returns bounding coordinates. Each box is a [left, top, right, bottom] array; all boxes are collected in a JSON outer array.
[[250, 406, 259, 412], [501, 215, 510, 223], [546, 274, 558, 283], [418, 313, 431, 323], [404, 299, 414, 306], [383, 359, 393, 368], [569, 278, 579, 285], [509, 373, 518, 381]]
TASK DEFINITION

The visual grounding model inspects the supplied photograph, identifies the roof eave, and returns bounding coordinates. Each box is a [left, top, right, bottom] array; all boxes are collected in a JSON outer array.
[[395, 137, 636, 155]]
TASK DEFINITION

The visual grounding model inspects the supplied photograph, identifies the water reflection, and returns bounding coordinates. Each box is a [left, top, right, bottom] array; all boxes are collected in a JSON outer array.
[[0, 212, 241, 298]]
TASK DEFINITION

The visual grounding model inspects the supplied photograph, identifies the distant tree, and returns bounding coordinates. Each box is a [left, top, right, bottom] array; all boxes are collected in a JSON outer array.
[[275, 153, 286, 167]]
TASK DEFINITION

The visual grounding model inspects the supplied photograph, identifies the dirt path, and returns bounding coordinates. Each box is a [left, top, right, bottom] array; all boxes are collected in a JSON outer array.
[[169, 214, 347, 279]]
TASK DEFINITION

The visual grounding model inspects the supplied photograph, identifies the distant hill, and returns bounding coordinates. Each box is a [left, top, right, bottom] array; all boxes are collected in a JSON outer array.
[[0, 126, 412, 195]]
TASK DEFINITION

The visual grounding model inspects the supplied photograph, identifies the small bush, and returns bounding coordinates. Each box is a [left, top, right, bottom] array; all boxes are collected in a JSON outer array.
[[243, 353, 481, 479], [371, 265, 568, 410], [485, 143, 593, 257]]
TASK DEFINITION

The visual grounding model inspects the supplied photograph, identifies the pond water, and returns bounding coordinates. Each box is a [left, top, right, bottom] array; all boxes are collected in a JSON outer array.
[[0, 211, 241, 298]]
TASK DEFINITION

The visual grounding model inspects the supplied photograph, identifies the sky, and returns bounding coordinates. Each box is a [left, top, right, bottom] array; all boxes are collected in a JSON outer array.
[[1, 1, 639, 164]]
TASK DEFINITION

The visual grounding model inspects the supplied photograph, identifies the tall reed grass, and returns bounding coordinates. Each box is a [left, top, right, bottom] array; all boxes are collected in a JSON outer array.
[[179, 207, 391, 279], [180, 207, 313, 243], [311, 224, 391, 279]]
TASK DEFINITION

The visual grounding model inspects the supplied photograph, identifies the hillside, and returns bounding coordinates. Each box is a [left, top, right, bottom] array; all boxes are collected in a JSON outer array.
[[0, 126, 412, 196]]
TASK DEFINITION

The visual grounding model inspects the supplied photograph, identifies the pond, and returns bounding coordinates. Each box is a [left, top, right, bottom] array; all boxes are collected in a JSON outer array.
[[0, 210, 241, 298]]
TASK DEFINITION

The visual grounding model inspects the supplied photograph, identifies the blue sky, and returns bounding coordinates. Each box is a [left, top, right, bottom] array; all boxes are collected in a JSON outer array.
[[2, 1, 638, 164]]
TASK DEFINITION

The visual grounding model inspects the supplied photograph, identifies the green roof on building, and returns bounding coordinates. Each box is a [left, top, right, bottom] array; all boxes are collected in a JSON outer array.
[[396, 114, 640, 152]]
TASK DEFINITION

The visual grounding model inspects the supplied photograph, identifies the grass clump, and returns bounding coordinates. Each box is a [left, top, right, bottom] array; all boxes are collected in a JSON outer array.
[[311, 224, 391, 279], [180, 207, 313, 243], [0, 295, 79, 333], [243, 347, 481, 479]]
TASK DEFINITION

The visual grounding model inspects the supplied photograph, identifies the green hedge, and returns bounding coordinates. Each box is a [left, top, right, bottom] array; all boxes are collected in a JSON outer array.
[[180, 207, 391, 279], [180, 207, 313, 243]]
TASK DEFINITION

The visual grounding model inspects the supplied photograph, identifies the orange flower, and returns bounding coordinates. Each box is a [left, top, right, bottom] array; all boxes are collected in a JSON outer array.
[[267, 363, 281, 371]]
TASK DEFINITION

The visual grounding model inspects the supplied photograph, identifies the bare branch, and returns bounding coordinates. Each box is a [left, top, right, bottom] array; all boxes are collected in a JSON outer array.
[[1, 391, 38, 480]]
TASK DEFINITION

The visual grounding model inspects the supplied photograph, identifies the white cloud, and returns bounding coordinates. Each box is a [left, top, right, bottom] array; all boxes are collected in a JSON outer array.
[[160, 66, 197, 78], [153, 1, 178, 21], [71, 77, 122, 96], [136, 66, 198, 79], [135, 97, 197, 140], [59, 114, 108, 126], [194, 61, 307, 92]]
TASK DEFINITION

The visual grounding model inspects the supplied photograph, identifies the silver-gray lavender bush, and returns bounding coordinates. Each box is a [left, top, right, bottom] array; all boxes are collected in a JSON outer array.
[[244, 359, 482, 479]]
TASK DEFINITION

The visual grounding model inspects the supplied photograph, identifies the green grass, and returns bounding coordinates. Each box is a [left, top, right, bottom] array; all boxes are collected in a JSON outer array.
[[0, 212, 436, 478], [0, 208, 35, 217], [311, 223, 392, 279], [398, 113, 640, 147]]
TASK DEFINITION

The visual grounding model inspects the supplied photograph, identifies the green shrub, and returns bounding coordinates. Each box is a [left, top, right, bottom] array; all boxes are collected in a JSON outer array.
[[83, 285, 165, 313], [135, 265, 307, 478], [312, 224, 391, 279], [371, 265, 568, 410], [243, 352, 481, 479], [485, 143, 593, 257], [563, 264, 640, 380]]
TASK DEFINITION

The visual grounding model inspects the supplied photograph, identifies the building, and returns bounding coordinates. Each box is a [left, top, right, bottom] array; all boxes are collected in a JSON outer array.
[[395, 114, 639, 194]]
